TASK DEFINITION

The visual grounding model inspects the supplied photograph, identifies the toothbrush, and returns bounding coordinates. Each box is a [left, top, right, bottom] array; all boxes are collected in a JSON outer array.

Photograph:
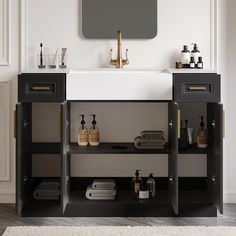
[[61, 48, 67, 66], [52, 45, 59, 66], [40, 43, 43, 66]]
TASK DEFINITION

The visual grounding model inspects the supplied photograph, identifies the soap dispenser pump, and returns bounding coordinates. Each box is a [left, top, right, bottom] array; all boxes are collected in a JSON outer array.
[[78, 114, 88, 146], [191, 43, 201, 66], [132, 170, 143, 197], [89, 114, 100, 146], [197, 116, 208, 149]]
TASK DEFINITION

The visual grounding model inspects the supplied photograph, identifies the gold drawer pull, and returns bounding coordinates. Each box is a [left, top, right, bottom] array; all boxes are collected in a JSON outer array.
[[32, 86, 50, 91], [178, 110, 181, 139], [14, 110, 16, 139], [188, 86, 207, 91]]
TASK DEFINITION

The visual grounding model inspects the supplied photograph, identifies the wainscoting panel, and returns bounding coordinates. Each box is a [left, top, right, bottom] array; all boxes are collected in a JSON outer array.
[[0, 82, 10, 180], [0, 0, 10, 66]]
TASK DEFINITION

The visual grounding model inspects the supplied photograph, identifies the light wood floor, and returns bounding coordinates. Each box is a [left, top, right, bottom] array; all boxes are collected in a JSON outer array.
[[1, 204, 236, 235]]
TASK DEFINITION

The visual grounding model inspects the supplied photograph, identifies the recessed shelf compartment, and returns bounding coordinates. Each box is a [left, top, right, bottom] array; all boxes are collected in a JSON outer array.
[[21, 177, 61, 217], [68, 142, 170, 155]]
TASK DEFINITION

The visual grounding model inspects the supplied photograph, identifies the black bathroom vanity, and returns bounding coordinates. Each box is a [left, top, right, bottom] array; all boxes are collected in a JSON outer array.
[[16, 71, 223, 217]]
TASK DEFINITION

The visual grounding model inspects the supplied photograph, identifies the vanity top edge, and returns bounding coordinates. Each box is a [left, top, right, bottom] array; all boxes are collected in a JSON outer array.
[[20, 68, 218, 74]]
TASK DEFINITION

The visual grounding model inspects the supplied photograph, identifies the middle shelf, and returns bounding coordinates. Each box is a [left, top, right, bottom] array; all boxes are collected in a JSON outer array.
[[27, 142, 208, 155]]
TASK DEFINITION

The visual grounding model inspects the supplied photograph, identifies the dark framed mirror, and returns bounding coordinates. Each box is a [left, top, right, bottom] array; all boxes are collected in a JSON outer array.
[[82, 0, 158, 39]]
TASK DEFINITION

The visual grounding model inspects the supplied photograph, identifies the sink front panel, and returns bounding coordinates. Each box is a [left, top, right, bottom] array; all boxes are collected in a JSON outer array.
[[67, 71, 172, 101]]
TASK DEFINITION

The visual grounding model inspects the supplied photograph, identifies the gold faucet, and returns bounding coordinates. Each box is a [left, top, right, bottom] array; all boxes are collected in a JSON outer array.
[[110, 31, 129, 68]]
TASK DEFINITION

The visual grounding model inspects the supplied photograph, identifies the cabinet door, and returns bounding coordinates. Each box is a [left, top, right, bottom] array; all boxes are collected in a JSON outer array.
[[168, 102, 179, 215], [207, 103, 223, 214], [61, 102, 70, 214], [16, 103, 32, 216]]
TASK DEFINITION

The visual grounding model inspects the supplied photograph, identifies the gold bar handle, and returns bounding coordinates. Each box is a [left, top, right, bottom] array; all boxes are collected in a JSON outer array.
[[32, 86, 50, 91], [178, 110, 181, 139], [188, 86, 207, 91], [59, 110, 62, 141], [14, 110, 16, 139], [223, 110, 225, 138]]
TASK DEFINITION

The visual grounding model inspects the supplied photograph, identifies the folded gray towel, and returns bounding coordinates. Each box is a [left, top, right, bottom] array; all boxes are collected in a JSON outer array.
[[141, 131, 164, 140], [134, 136, 165, 149], [85, 186, 116, 200], [33, 189, 60, 200], [39, 179, 60, 190], [92, 179, 116, 190]]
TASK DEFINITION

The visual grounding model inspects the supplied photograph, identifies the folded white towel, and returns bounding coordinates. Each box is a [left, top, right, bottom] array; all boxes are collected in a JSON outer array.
[[33, 189, 60, 200], [92, 179, 116, 190], [39, 179, 60, 190], [85, 186, 116, 200]]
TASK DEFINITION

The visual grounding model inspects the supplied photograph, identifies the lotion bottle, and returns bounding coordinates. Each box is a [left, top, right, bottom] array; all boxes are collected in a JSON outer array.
[[191, 43, 201, 66], [78, 114, 88, 146], [180, 45, 190, 68], [89, 114, 100, 146], [147, 173, 156, 198]]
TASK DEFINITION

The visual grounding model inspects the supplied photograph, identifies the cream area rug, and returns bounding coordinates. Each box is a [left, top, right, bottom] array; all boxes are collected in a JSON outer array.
[[3, 226, 236, 236]]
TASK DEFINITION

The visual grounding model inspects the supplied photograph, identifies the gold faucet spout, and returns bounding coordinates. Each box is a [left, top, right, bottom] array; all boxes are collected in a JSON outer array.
[[110, 31, 129, 68]]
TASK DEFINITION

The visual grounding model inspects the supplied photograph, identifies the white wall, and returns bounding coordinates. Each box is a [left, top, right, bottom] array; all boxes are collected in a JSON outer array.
[[221, 0, 236, 203], [26, 0, 212, 69], [1, 0, 236, 203], [0, 0, 18, 202]]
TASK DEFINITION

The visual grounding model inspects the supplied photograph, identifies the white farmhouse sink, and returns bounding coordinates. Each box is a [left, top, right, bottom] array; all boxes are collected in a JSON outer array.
[[67, 69, 172, 101]]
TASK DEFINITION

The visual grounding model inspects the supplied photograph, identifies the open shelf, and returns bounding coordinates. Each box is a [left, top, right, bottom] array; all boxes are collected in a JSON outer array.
[[65, 189, 173, 217], [68, 142, 170, 155], [178, 143, 208, 154], [26, 142, 61, 154]]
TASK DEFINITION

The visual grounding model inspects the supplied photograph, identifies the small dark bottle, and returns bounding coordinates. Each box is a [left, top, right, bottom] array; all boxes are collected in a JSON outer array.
[[197, 57, 203, 69], [189, 56, 195, 69]]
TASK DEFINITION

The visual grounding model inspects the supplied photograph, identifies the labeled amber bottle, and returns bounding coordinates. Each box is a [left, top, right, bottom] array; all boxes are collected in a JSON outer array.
[[78, 114, 88, 146], [89, 114, 100, 146], [197, 116, 208, 148], [132, 170, 143, 197]]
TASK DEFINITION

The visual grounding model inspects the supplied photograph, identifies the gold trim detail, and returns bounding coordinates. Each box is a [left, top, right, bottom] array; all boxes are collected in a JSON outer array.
[[223, 110, 225, 138], [188, 86, 208, 91], [178, 110, 181, 139], [59, 110, 62, 141], [14, 110, 16, 139], [31, 86, 50, 91]]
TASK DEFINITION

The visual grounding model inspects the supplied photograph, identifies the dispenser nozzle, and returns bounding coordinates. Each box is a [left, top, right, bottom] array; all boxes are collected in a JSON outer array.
[[79, 114, 86, 125]]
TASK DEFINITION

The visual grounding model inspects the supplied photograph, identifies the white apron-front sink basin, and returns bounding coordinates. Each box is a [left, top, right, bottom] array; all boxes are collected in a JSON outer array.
[[67, 70, 172, 101]]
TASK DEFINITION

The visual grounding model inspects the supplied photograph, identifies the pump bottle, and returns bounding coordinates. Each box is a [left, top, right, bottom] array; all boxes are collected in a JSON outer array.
[[147, 173, 156, 198], [191, 43, 201, 66], [89, 114, 100, 146], [132, 170, 143, 197], [197, 116, 208, 148], [78, 114, 88, 146]]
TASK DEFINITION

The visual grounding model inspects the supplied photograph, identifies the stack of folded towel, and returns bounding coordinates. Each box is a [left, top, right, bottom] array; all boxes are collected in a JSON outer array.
[[134, 131, 165, 149], [86, 179, 117, 200], [33, 179, 60, 200]]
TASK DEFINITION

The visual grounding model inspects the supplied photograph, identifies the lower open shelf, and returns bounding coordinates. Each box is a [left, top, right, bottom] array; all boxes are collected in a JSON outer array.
[[65, 189, 173, 217], [19, 177, 217, 217]]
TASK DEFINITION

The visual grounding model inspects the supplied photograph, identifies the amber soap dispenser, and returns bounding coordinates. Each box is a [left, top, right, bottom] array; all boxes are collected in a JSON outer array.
[[89, 114, 100, 146], [197, 116, 208, 148], [78, 114, 88, 146]]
